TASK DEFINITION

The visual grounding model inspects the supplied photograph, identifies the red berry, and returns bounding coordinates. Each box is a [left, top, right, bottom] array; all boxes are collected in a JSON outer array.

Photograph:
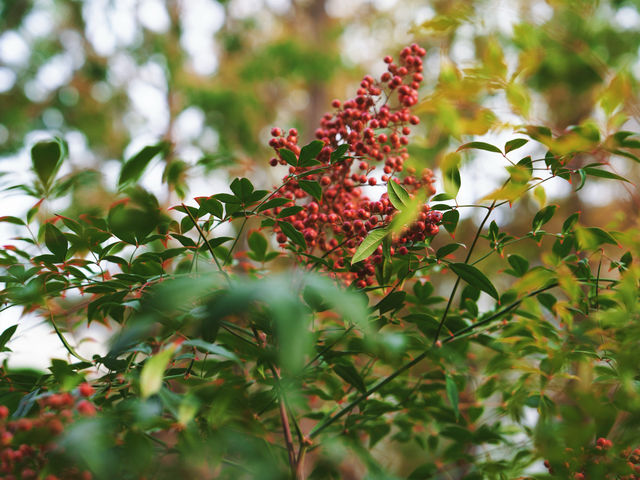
[[270, 127, 282, 137], [77, 400, 96, 416], [79, 382, 95, 397]]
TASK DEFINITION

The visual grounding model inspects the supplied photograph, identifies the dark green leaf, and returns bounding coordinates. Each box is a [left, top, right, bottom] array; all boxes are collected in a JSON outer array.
[[196, 197, 224, 218], [279, 148, 298, 166], [450, 262, 499, 300], [0, 216, 25, 225], [299, 180, 322, 201], [44, 223, 68, 262], [375, 291, 406, 314], [230, 177, 255, 202], [299, 140, 324, 166], [436, 243, 464, 258], [507, 254, 529, 277], [278, 221, 307, 249], [532, 205, 557, 232], [442, 209, 459, 235], [333, 364, 366, 393], [330, 143, 350, 162], [457, 141, 502, 154], [277, 206, 303, 218], [118, 142, 166, 187], [504, 138, 528, 153], [0, 325, 18, 351], [257, 197, 290, 212], [583, 167, 631, 183], [575, 168, 587, 192], [562, 213, 580, 235], [31, 138, 65, 190]]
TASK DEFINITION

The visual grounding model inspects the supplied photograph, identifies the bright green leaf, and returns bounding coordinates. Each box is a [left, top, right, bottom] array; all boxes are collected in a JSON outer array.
[[352, 228, 388, 264]]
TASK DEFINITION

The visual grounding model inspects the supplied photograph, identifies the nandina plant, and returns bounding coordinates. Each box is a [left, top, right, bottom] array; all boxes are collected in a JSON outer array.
[[0, 39, 639, 480]]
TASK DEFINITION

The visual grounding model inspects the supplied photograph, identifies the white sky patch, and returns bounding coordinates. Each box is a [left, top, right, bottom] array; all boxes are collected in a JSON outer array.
[[180, 0, 225, 76], [127, 79, 169, 135], [0, 67, 16, 93], [326, 0, 366, 18], [265, 0, 291, 15], [372, 0, 398, 11], [138, 0, 171, 33], [175, 107, 205, 143], [531, 0, 554, 24], [36, 53, 75, 91], [23, 7, 54, 38], [0, 31, 30, 66], [229, 0, 264, 19], [83, 0, 118, 56], [615, 6, 640, 30]]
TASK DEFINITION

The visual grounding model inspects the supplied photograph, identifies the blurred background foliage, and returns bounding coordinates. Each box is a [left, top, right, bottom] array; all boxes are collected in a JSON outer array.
[[1, 0, 640, 478], [1, 0, 638, 233]]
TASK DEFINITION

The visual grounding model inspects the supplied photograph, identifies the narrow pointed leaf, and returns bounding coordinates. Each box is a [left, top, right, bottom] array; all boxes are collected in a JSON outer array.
[[449, 262, 499, 300], [387, 180, 410, 210], [352, 228, 388, 264]]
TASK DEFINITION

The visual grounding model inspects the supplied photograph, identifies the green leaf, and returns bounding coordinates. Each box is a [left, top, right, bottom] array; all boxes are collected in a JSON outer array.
[[436, 243, 464, 259], [182, 339, 239, 363], [504, 138, 528, 153], [532, 205, 557, 232], [445, 374, 460, 420], [279, 148, 298, 166], [230, 177, 255, 203], [0, 216, 25, 225], [299, 140, 324, 166], [0, 325, 18, 351], [196, 197, 224, 218], [44, 223, 68, 262], [139, 343, 178, 399], [248, 231, 268, 259], [118, 142, 166, 187], [278, 221, 307, 249], [442, 209, 459, 235], [449, 263, 499, 300], [457, 141, 502, 154], [31, 138, 65, 190], [299, 180, 322, 201], [330, 143, 350, 163], [375, 291, 406, 314], [387, 180, 410, 210], [442, 154, 461, 197], [277, 206, 303, 218], [583, 167, 631, 183], [333, 364, 366, 393], [352, 228, 388, 264], [576, 227, 619, 250], [507, 254, 529, 277], [257, 197, 290, 212], [562, 213, 580, 235], [431, 193, 455, 201], [575, 168, 587, 192]]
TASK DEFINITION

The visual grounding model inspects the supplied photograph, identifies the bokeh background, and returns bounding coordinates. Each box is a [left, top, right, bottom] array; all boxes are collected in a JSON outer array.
[[0, 0, 639, 369]]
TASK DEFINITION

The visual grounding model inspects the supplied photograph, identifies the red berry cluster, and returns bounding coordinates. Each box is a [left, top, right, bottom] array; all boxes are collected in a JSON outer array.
[[265, 44, 440, 287], [0, 383, 96, 479], [545, 437, 640, 479]]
